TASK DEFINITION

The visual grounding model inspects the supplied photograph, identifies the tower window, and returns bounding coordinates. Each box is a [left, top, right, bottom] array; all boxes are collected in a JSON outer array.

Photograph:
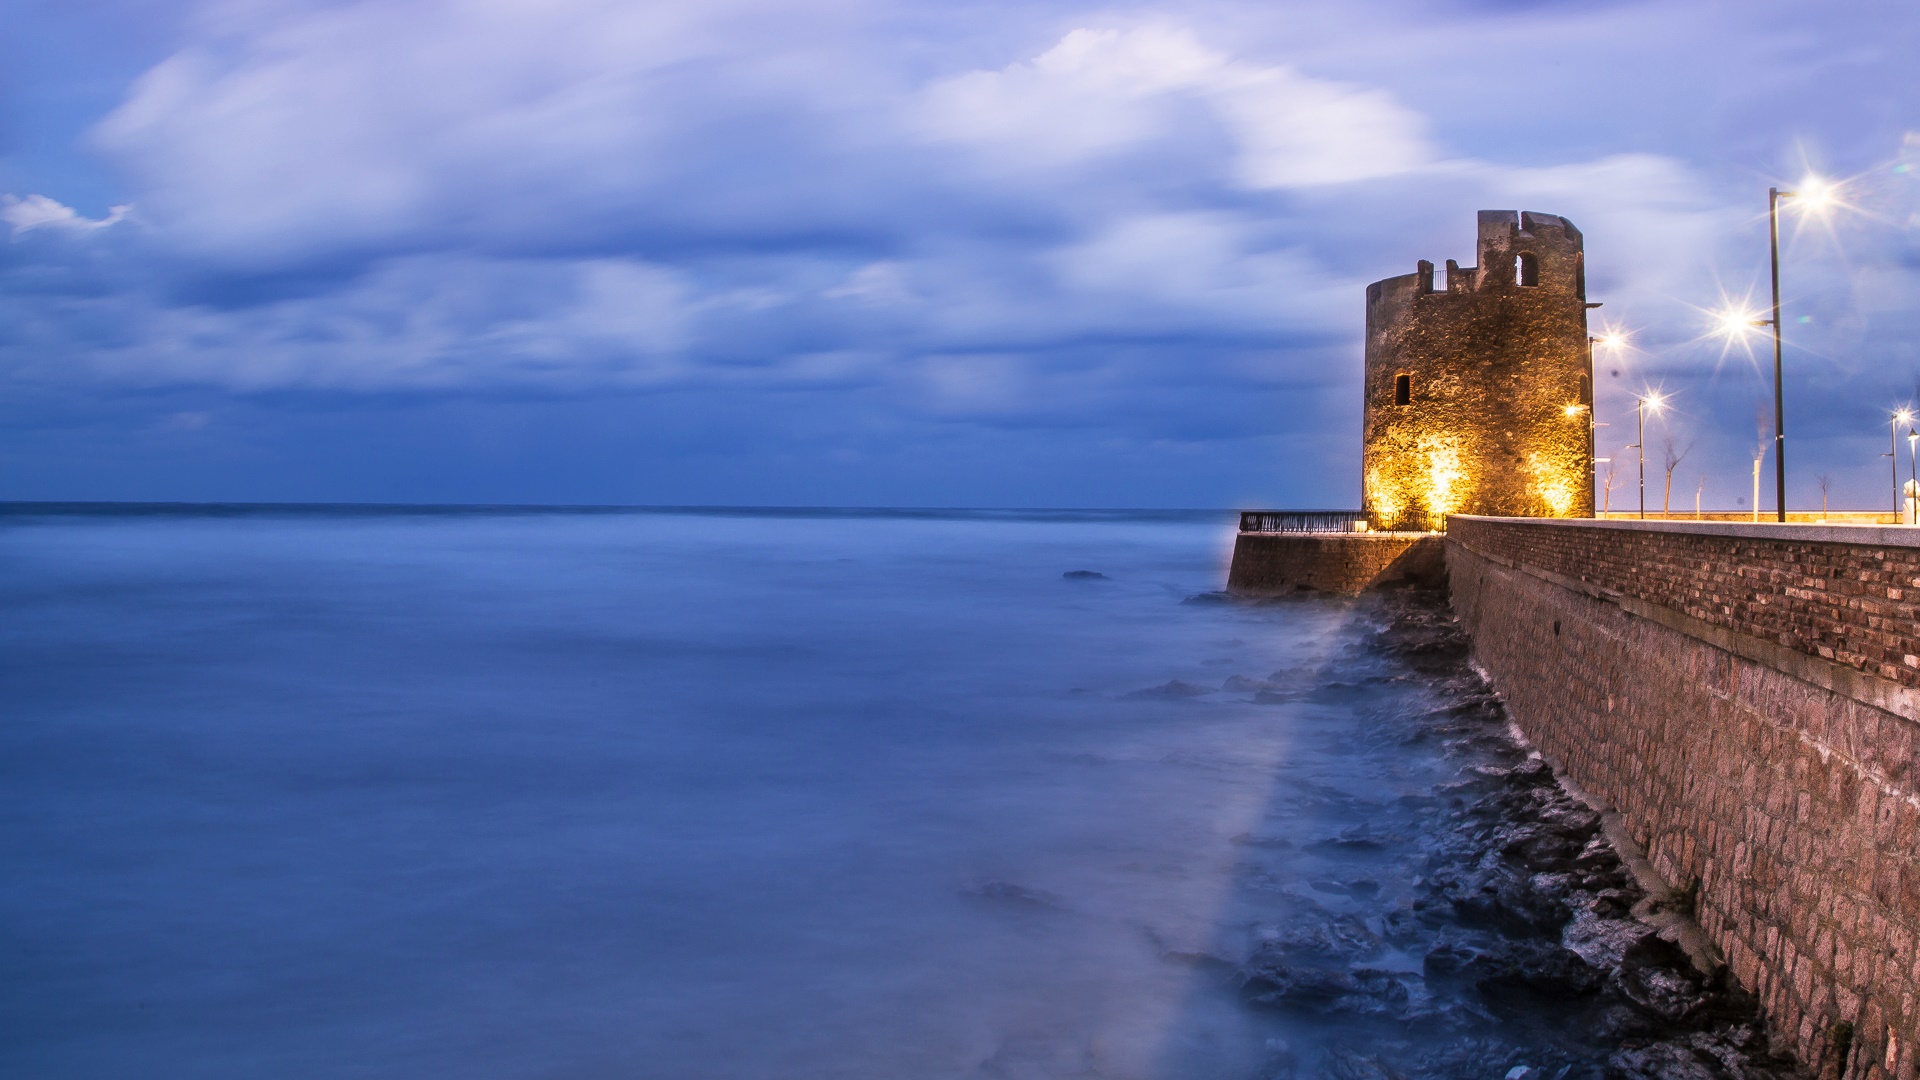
[[1516, 252, 1539, 287], [1394, 373, 1411, 406]]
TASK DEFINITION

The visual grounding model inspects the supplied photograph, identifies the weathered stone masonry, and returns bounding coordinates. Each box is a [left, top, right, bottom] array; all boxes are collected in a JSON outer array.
[[1447, 516, 1920, 1079], [1227, 533, 1443, 597], [1363, 211, 1595, 531]]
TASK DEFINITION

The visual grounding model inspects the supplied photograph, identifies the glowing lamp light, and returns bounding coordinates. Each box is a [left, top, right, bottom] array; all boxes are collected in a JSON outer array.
[[1793, 176, 1836, 212], [1592, 331, 1628, 351], [1714, 307, 1765, 338], [1563, 404, 1584, 417]]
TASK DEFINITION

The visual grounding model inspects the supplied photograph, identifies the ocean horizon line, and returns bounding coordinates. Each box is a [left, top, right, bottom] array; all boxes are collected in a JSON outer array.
[[0, 501, 1243, 524]]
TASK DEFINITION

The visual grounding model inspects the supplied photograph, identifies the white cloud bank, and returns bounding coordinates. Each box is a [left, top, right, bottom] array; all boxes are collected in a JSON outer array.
[[918, 27, 1434, 188], [3, 1, 1767, 405]]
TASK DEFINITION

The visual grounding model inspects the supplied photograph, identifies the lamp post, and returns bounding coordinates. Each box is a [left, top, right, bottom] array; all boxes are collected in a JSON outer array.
[[1760, 179, 1837, 522], [1909, 429, 1918, 525], [1766, 187, 1790, 522], [1589, 331, 1625, 515], [1631, 391, 1664, 520], [1892, 410, 1913, 519]]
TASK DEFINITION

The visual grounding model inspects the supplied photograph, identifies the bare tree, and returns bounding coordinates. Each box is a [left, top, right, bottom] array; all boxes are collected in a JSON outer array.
[[1818, 474, 1833, 520], [1661, 434, 1694, 518], [1601, 457, 1618, 515]]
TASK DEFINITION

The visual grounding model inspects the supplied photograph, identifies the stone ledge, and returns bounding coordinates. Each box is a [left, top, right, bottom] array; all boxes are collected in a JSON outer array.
[[1450, 514, 1920, 549], [1447, 530, 1920, 730], [1227, 533, 1444, 597]]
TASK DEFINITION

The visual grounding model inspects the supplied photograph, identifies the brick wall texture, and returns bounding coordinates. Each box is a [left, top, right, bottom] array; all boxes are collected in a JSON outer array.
[[1447, 517, 1919, 1080], [1454, 516, 1920, 688]]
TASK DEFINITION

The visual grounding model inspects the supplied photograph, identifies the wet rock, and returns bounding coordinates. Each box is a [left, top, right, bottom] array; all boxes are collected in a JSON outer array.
[[1242, 960, 1411, 1017], [1254, 912, 1383, 963], [1061, 569, 1108, 579], [1378, 907, 1423, 945], [1563, 909, 1656, 969], [1606, 1041, 1719, 1080], [1586, 1002, 1657, 1041], [1307, 822, 1399, 851], [1318, 1045, 1410, 1080], [1180, 591, 1236, 605], [1613, 936, 1705, 1023], [1501, 823, 1588, 870], [1123, 680, 1212, 700], [1468, 939, 1607, 1002]]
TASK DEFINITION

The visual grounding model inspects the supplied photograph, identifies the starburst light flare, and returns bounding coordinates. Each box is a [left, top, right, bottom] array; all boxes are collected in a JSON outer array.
[[1713, 306, 1765, 338]]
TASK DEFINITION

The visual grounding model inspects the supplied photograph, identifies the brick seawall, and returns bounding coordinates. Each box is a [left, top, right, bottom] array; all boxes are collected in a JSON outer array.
[[1446, 516, 1919, 1079]]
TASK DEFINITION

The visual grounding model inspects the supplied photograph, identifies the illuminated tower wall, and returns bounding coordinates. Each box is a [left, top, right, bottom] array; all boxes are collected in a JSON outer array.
[[1362, 210, 1595, 531]]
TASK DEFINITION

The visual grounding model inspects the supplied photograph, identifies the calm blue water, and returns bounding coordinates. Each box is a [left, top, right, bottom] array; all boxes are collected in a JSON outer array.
[[0, 507, 1468, 1079]]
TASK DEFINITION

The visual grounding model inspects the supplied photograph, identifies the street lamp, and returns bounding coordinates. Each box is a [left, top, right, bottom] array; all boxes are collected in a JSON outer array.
[[1890, 410, 1914, 519], [1896, 426, 1912, 522], [1761, 178, 1838, 522], [1589, 331, 1627, 515], [1631, 390, 1665, 520]]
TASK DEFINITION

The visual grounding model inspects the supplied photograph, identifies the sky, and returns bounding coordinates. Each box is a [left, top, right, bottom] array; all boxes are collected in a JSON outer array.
[[3, 0, 1918, 508]]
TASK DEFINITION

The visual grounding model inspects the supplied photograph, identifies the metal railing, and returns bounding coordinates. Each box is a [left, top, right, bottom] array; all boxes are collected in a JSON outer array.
[[1238, 510, 1372, 534]]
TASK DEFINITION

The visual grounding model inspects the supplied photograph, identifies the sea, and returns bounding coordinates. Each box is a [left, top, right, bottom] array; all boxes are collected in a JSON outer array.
[[0, 505, 1566, 1079]]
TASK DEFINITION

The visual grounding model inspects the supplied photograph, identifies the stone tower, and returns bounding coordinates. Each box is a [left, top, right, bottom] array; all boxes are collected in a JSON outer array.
[[1362, 210, 1595, 531]]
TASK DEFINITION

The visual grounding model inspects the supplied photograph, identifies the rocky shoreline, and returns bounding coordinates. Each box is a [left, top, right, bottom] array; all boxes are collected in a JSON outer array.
[[1233, 585, 1806, 1080]]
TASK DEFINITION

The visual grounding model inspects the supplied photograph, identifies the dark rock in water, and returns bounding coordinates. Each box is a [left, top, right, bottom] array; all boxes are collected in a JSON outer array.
[[1181, 590, 1236, 605], [962, 880, 1064, 910], [1255, 913, 1383, 964], [1123, 679, 1212, 700], [1243, 962, 1411, 1018], [1465, 938, 1607, 1002], [1307, 823, 1400, 851], [1500, 823, 1589, 870], [1586, 1001, 1656, 1041], [1614, 936, 1706, 1022], [1061, 569, 1109, 579], [1606, 1040, 1719, 1080], [1318, 1045, 1410, 1080]]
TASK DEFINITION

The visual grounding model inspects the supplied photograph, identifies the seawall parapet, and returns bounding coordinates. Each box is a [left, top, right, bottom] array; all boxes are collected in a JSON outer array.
[[1446, 515, 1920, 1079], [1227, 532, 1444, 596]]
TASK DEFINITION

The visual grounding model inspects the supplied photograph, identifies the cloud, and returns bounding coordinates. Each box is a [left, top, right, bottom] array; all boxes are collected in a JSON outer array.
[[10, 6, 1733, 411], [25, 254, 695, 392], [86, 0, 881, 268], [1, 195, 130, 238], [917, 27, 1434, 188], [4, 4, 1734, 417], [14, 0, 1917, 513]]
